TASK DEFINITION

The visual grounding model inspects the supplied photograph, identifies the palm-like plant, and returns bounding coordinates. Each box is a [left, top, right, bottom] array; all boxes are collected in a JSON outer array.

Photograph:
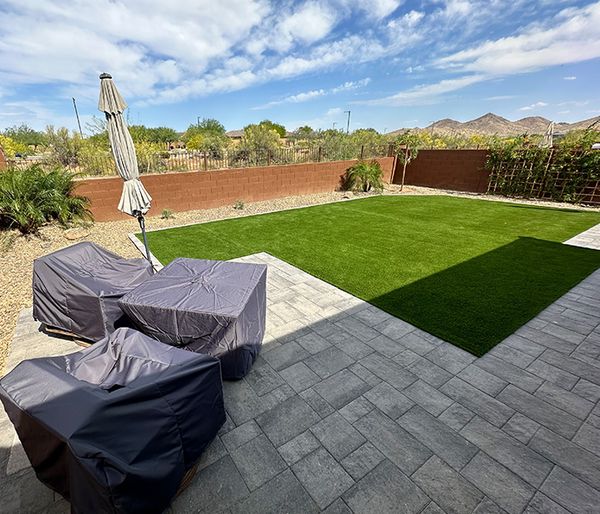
[[343, 160, 384, 192], [0, 165, 91, 233]]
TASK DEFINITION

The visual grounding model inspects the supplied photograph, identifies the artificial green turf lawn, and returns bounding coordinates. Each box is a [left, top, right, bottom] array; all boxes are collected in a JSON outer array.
[[143, 196, 600, 356]]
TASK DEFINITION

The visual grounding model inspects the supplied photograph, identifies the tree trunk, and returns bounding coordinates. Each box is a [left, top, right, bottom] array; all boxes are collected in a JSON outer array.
[[400, 147, 409, 192]]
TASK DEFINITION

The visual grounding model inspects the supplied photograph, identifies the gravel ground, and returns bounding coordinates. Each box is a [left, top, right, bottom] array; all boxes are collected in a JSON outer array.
[[1, 186, 597, 374]]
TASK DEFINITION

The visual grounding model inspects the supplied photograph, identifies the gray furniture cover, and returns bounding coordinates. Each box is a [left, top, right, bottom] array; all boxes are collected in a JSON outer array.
[[119, 258, 267, 380], [33, 242, 153, 341], [0, 327, 225, 514]]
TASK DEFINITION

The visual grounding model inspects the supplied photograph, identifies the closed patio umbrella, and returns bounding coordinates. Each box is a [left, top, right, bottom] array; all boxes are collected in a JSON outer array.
[[98, 73, 153, 267]]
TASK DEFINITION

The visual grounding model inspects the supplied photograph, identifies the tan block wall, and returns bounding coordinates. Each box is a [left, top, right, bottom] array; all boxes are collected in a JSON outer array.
[[76, 157, 395, 222]]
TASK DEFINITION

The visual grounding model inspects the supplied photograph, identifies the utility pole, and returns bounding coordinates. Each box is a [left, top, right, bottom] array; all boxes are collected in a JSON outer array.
[[197, 116, 201, 128], [332, 122, 337, 130], [344, 110, 351, 134], [72, 98, 83, 137]]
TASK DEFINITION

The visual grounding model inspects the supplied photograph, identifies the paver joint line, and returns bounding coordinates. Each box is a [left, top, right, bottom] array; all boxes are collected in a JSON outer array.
[[2, 243, 600, 514]]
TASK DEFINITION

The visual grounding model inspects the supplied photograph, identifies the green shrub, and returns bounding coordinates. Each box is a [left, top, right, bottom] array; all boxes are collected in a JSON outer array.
[[161, 208, 174, 219], [233, 200, 245, 210], [343, 160, 384, 192], [0, 165, 91, 234]]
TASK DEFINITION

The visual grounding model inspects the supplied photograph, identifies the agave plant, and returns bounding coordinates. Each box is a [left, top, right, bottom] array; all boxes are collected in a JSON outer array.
[[0, 165, 92, 234], [343, 160, 384, 193]]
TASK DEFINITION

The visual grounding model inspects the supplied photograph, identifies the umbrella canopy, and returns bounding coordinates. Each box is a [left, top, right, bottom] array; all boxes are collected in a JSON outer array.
[[98, 73, 151, 216]]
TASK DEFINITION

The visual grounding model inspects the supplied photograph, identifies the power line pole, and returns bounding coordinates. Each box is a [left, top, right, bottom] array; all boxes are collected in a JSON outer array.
[[332, 122, 337, 130], [197, 116, 201, 128], [344, 110, 351, 134], [72, 98, 83, 137]]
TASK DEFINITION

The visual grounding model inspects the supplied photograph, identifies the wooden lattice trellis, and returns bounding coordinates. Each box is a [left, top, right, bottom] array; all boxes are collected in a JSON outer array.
[[487, 148, 600, 206]]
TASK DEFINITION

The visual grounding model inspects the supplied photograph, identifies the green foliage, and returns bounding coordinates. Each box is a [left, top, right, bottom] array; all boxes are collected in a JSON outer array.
[[183, 119, 229, 156], [77, 141, 116, 176], [44, 126, 84, 166], [129, 125, 179, 144], [135, 141, 164, 174], [291, 126, 315, 141], [486, 129, 600, 204], [0, 135, 29, 158], [241, 124, 281, 153], [3, 124, 46, 149], [343, 160, 384, 192], [351, 129, 386, 156], [186, 134, 205, 151], [233, 200, 245, 210], [257, 120, 286, 138], [161, 208, 174, 219], [183, 119, 226, 141], [318, 129, 355, 160], [0, 165, 91, 233]]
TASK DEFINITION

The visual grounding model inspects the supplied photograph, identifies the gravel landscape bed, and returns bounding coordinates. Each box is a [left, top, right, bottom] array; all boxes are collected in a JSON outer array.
[[1, 186, 597, 373]]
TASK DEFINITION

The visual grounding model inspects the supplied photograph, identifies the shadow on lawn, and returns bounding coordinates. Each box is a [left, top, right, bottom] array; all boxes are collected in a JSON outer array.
[[369, 237, 600, 357]]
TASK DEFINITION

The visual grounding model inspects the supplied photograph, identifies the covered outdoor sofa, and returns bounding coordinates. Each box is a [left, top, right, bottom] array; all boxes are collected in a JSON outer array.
[[0, 328, 226, 514], [32, 242, 153, 341]]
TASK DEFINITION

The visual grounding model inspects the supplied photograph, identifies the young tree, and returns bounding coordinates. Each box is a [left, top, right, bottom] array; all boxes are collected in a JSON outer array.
[[241, 124, 282, 152], [183, 118, 226, 142], [291, 125, 315, 143], [258, 120, 286, 138], [198, 118, 226, 135], [393, 131, 421, 191], [147, 127, 178, 143], [183, 119, 229, 156], [3, 123, 46, 149]]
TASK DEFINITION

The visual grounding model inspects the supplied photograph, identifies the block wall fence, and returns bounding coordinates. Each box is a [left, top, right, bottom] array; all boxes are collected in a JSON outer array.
[[396, 149, 490, 192], [76, 157, 395, 222]]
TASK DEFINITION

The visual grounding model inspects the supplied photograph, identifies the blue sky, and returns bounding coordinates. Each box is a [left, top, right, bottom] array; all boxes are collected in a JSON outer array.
[[0, 0, 599, 133]]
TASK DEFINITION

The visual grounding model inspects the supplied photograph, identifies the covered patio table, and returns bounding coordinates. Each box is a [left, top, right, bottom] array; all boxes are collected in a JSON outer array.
[[119, 258, 267, 379]]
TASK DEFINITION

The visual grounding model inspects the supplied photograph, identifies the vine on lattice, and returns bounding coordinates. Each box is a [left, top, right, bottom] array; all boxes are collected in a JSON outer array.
[[486, 130, 600, 205]]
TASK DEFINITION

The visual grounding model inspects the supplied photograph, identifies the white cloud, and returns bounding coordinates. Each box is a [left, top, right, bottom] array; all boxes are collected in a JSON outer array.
[[358, 74, 486, 106], [331, 78, 371, 93], [485, 95, 517, 100], [563, 76, 577, 80], [0, 0, 597, 123], [254, 77, 370, 109], [338, 0, 404, 19], [359, 1, 600, 107], [519, 101, 548, 111], [437, 2, 600, 75]]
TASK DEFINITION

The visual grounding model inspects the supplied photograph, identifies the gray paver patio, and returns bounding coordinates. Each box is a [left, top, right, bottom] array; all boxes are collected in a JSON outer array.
[[1, 244, 600, 513]]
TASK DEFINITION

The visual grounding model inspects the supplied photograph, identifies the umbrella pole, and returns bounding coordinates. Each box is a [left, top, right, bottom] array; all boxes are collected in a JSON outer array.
[[136, 212, 154, 271]]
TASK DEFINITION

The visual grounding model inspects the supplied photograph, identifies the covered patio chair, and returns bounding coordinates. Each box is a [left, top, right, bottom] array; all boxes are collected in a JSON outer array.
[[0, 328, 226, 514], [33, 242, 153, 342]]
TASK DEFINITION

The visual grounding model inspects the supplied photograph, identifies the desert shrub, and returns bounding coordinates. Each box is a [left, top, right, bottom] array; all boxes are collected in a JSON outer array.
[[0, 135, 28, 158], [44, 126, 84, 166], [161, 208, 174, 219], [343, 160, 384, 192], [0, 165, 91, 234]]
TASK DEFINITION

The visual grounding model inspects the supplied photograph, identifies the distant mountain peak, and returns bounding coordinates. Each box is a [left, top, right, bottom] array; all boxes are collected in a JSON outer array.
[[387, 113, 599, 137]]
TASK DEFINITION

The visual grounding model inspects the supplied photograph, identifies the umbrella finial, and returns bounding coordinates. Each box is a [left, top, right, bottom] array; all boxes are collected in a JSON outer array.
[[99, 73, 112, 80]]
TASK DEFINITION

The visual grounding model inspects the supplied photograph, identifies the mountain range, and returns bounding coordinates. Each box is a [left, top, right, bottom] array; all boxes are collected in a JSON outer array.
[[388, 113, 600, 137]]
